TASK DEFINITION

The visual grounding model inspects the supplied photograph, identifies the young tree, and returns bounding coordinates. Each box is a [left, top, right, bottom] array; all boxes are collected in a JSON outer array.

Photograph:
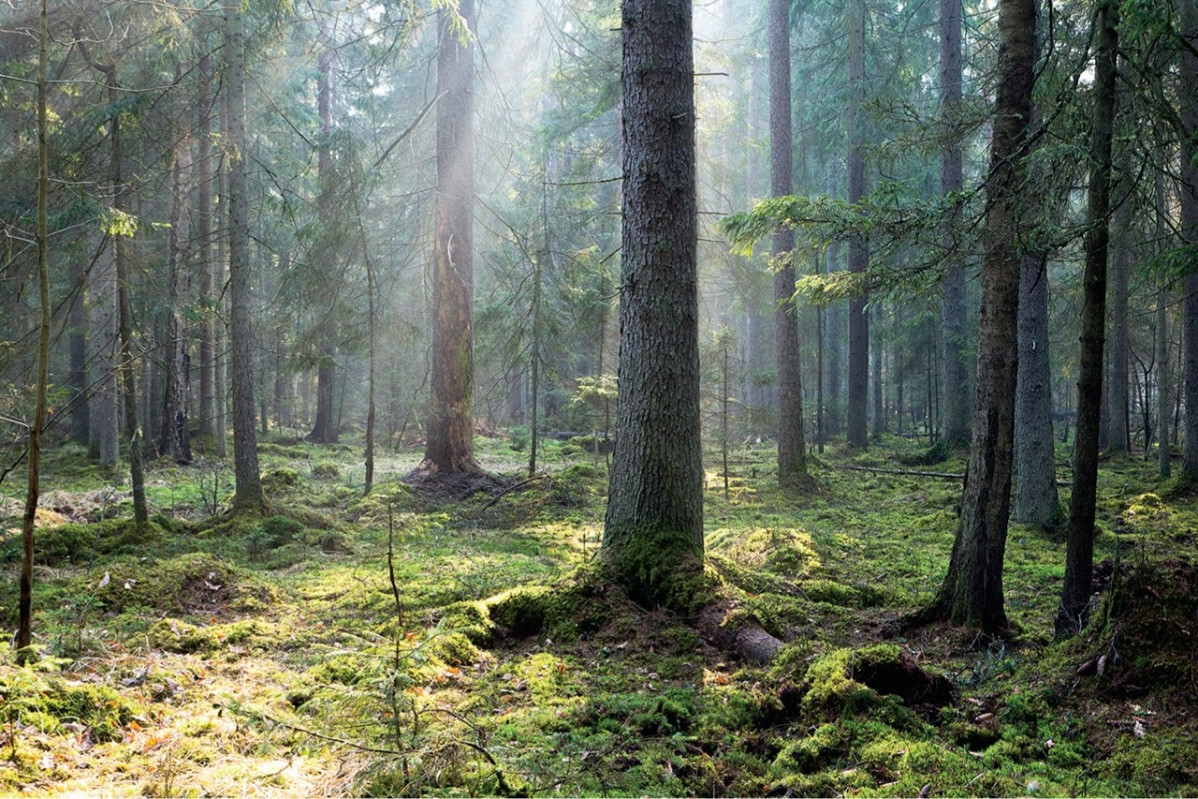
[[602, 0, 704, 609], [925, 0, 1036, 633], [225, 0, 264, 512], [422, 0, 480, 475], [18, 0, 50, 652], [1058, 0, 1119, 637], [770, 0, 807, 485]]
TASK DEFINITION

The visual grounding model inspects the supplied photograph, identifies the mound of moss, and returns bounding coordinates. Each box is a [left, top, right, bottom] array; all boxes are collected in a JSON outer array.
[[93, 552, 277, 616]]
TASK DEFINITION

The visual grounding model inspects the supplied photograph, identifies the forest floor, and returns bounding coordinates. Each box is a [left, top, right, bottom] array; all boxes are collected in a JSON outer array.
[[0, 431, 1196, 796]]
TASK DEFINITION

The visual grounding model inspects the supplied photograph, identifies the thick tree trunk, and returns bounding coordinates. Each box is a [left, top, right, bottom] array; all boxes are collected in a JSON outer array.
[[603, 0, 703, 610], [927, 0, 1036, 633], [224, 0, 264, 513], [1058, 0, 1118, 638], [1014, 250, 1062, 527], [422, 0, 480, 475], [770, 0, 807, 485], [846, 0, 869, 449], [939, 0, 970, 449]]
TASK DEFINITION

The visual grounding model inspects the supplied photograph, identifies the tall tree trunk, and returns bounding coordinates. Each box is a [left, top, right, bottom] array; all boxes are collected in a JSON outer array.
[[846, 0, 870, 449], [309, 27, 339, 445], [926, 0, 1036, 633], [1108, 147, 1132, 454], [89, 237, 119, 466], [770, 0, 807, 485], [224, 0, 264, 512], [1058, 0, 1118, 638], [1180, 0, 1198, 480], [68, 256, 88, 444], [1156, 145, 1172, 477], [18, 0, 51, 652], [197, 48, 217, 441], [1013, 0, 1061, 528], [603, 0, 703, 610], [939, 0, 970, 449], [161, 70, 194, 464], [422, 0, 480, 475]]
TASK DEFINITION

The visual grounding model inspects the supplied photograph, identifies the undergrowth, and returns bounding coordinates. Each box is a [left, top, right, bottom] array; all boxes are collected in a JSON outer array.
[[0, 433, 1192, 795]]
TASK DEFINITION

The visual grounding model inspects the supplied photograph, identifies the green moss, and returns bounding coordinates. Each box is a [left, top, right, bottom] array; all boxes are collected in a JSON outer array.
[[93, 552, 277, 616], [421, 632, 480, 666], [148, 618, 220, 653], [770, 722, 845, 774], [600, 522, 713, 614], [437, 600, 495, 645], [260, 467, 301, 492]]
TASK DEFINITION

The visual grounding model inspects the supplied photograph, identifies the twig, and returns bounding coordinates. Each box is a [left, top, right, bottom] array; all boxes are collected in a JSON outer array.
[[477, 474, 550, 512]]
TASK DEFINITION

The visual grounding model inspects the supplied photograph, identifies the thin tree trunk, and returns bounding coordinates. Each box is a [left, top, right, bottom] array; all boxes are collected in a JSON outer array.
[[939, 0, 970, 449], [1108, 148, 1132, 454], [68, 256, 88, 444], [224, 0, 264, 513], [1181, 0, 1198, 479], [846, 0, 869, 449], [770, 0, 807, 484], [18, 0, 51, 652], [198, 48, 217, 441], [1058, 0, 1118, 638], [1156, 144, 1172, 477], [161, 67, 194, 464]]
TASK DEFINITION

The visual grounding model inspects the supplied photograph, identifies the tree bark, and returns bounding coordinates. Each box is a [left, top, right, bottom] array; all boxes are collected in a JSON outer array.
[[1058, 0, 1118, 638], [422, 0, 480, 475], [161, 69, 194, 465], [927, 0, 1036, 633], [1180, 0, 1198, 480], [846, 0, 870, 449], [308, 27, 339, 445], [939, 0, 970, 449], [68, 255, 88, 444], [224, 0, 264, 513], [19, 0, 51, 651], [770, 0, 807, 485], [1108, 148, 1132, 455], [603, 0, 704, 610], [197, 48, 217, 441]]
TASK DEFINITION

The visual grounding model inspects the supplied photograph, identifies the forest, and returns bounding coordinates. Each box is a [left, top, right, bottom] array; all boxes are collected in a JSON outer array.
[[1, 0, 1197, 795]]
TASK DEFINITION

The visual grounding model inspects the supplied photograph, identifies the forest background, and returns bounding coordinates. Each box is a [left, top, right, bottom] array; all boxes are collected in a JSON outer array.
[[0, 0, 1197, 795]]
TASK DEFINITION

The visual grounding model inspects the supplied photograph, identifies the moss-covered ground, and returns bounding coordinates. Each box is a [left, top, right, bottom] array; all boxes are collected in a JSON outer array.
[[0, 433, 1194, 796]]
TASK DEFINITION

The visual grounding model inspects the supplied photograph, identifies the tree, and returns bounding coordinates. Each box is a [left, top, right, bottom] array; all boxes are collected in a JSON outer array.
[[925, 0, 1036, 633], [938, 0, 970, 450], [602, 0, 703, 609], [422, 0, 480, 475], [1013, 0, 1061, 528], [846, 0, 869, 449], [1181, 0, 1198, 481], [1058, 0, 1119, 637], [770, 0, 807, 485], [160, 62, 194, 465], [308, 24, 339, 445], [18, 0, 51, 653], [225, 0, 265, 513]]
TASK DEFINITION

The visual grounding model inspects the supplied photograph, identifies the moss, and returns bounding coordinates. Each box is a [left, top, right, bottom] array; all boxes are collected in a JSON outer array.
[[437, 600, 495, 645], [770, 722, 845, 774], [311, 463, 340, 479], [149, 617, 221, 653], [481, 571, 612, 642], [422, 632, 480, 666], [260, 467, 301, 492], [600, 522, 714, 614], [0, 517, 160, 566], [0, 673, 139, 743], [94, 552, 277, 616]]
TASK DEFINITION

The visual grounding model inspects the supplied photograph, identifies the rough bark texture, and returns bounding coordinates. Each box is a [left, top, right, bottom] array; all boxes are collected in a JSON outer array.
[[603, 0, 704, 610], [423, 0, 480, 475], [1108, 150, 1131, 454], [68, 256, 88, 444], [1058, 0, 1118, 638], [1181, 0, 1198, 479], [846, 0, 870, 449], [770, 0, 807, 485], [1156, 151, 1172, 477], [225, 0, 264, 513], [939, 0, 970, 449], [197, 49, 217, 441], [161, 94, 193, 465], [930, 0, 1036, 633], [1013, 251, 1061, 526]]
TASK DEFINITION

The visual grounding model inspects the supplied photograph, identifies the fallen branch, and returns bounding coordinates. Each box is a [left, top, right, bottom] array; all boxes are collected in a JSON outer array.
[[845, 464, 1070, 487], [477, 474, 550, 512]]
